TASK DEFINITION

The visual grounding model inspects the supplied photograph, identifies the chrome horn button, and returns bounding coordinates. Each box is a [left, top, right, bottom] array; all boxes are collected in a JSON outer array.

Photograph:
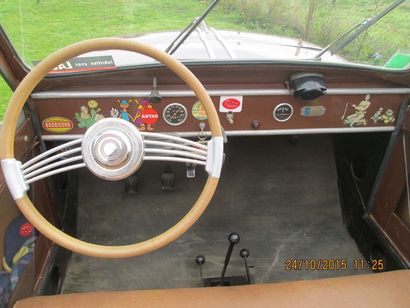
[[93, 133, 129, 167], [82, 118, 144, 181]]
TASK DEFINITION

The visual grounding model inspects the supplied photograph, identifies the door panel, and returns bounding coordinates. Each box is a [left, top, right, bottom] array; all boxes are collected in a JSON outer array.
[[368, 101, 410, 266]]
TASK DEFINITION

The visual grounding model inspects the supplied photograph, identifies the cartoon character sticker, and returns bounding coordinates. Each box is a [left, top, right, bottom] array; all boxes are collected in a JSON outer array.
[[110, 98, 159, 131], [371, 108, 396, 125], [110, 99, 134, 121], [341, 95, 371, 127], [75, 100, 105, 129], [371, 108, 383, 124], [134, 99, 159, 131]]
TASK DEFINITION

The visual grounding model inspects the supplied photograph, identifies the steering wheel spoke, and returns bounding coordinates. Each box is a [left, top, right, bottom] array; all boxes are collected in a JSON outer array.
[[1, 138, 86, 198], [142, 132, 207, 166]]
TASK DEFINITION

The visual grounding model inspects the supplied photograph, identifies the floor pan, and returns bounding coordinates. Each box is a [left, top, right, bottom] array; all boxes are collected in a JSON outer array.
[[62, 135, 368, 293]]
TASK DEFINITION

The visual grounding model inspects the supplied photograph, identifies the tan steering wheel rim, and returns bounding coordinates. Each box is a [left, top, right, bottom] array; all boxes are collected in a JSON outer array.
[[0, 38, 222, 259]]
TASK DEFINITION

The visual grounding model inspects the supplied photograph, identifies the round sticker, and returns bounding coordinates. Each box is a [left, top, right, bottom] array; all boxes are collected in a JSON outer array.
[[192, 101, 208, 120], [273, 103, 294, 122], [141, 108, 159, 125], [19, 223, 33, 237]]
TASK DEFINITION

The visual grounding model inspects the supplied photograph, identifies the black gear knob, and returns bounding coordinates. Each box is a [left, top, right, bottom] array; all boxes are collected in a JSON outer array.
[[195, 255, 206, 266], [228, 232, 240, 244], [240, 248, 250, 259]]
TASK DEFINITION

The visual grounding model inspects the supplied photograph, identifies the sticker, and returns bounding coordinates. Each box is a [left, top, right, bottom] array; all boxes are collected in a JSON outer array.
[[219, 96, 243, 113], [273, 103, 293, 122], [341, 95, 371, 127], [135, 99, 159, 131], [42, 117, 73, 133], [111, 99, 133, 121], [371, 108, 396, 125], [35, 56, 116, 74], [111, 99, 159, 131], [300, 106, 326, 117], [192, 101, 208, 120], [75, 100, 105, 129], [19, 223, 33, 237]]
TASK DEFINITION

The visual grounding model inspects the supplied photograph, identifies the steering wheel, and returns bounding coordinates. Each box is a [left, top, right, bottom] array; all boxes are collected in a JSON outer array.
[[0, 38, 223, 259]]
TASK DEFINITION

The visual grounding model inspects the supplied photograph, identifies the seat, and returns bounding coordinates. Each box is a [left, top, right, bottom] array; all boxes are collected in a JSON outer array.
[[15, 270, 410, 307]]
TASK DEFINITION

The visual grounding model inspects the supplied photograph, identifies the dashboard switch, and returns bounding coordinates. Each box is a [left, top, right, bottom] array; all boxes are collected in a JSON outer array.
[[226, 112, 234, 125], [251, 120, 261, 129]]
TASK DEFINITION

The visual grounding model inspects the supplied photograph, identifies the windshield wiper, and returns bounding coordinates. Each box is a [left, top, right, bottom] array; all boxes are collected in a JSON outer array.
[[314, 0, 405, 60], [165, 0, 220, 55]]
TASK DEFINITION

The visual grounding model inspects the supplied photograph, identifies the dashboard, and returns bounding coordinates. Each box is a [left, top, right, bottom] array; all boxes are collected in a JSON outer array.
[[29, 63, 410, 140]]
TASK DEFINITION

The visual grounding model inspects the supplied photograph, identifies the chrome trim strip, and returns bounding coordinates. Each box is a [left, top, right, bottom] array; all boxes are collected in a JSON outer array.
[[42, 126, 394, 141], [31, 88, 410, 99]]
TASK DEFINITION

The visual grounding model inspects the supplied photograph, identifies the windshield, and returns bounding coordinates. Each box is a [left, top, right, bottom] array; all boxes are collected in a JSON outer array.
[[0, 0, 409, 70]]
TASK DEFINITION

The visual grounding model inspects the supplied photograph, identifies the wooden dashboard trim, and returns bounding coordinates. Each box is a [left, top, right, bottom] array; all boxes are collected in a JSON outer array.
[[31, 87, 410, 99]]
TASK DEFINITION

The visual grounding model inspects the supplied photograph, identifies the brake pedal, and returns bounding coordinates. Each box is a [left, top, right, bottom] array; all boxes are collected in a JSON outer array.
[[162, 167, 175, 191], [124, 174, 138, 194], [186, 163, 197, 178]]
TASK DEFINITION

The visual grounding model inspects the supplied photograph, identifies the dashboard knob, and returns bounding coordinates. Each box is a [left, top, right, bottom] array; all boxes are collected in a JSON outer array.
[[251, 120, 261, 129]]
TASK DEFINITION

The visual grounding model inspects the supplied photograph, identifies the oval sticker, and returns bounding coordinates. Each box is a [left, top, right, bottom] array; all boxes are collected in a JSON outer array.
[[42, 117, 73, 133], [222, 98, 241, 110], [19, 223, 34, 237]]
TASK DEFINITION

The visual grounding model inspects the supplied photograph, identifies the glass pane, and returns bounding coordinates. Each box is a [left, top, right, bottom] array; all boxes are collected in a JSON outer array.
[[0, 0, 409, 70]]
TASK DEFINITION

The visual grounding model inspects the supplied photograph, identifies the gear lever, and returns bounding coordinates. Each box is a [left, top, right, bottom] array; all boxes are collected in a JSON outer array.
[[195, 255, 206, 287], [220, 233, 240, 285], [240, 248, 251, 284]]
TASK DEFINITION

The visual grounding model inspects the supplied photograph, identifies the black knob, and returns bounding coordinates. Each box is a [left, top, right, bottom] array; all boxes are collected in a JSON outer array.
[[228, 233, 240, 244], [240, 248, 250, 259], [195, 255, 206, 265]]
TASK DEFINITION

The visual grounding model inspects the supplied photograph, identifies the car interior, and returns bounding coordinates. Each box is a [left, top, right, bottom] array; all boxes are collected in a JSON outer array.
[[0, 1, 410, 306]]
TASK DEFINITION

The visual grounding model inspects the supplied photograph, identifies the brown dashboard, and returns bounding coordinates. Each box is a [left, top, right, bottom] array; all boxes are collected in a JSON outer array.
[[29, 63, 410, 139], [32, 92, 406, 138]]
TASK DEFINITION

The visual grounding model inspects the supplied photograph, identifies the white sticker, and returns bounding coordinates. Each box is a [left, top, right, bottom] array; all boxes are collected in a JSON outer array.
[[219, 96, 243, 113]]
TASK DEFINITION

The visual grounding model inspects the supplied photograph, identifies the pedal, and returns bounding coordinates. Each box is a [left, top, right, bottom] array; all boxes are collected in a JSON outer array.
[[186, 163, 196, 178], [162, 167, 175, 191], [124, 174, 138, 194]]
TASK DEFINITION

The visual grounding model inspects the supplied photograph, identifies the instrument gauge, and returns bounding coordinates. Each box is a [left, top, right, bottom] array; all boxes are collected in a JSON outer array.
[[163, 103, 188, 126]]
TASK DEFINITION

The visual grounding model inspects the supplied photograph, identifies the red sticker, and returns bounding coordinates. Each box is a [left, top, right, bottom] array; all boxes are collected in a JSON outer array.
[[219, 96, 243, 113], [141, 108, 159, 125], [19, 223, 33, 237], [222, 98, 241, 110]]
